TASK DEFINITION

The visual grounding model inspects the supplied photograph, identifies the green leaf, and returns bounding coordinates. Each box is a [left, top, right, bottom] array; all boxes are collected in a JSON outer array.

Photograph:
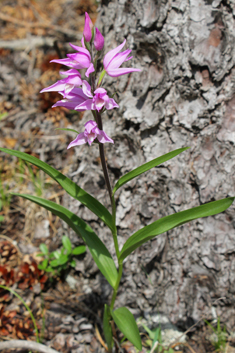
[[152, 327, 162, 347], [39, 243, 48, 255], [0, 148, 113, 230], [141, 323, 155, 340], [58, 254, 69, 265], [103, 304, 113, 350], [13, 193, 118, 288], [45, 266, 53, 273], [53, 250, 60, 259], [72, 245, 86, 255], [36, 253, 44, 257], [113, 147, 190, 194], [70, 259, 76, 267], [55, 128, 79, 134], [38, 259, 48, 270], [62, 235, 72, 254], [111, 307, 142, 351], [51, 254, 69, 267], [120, 197, 234, 260], [50, 259, 61, 267]]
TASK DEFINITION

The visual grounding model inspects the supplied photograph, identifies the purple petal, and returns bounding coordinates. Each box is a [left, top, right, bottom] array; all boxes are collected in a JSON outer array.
[[87, 136, 96, 145], [94, 87, 107, 95], [67, 132, 87, 149], [94, 27, 104, 51], [52, 99, 78, 110], [81, 37, 85, 48], [50, 58, 71, 65], [59, 69, 80, 76], [107, 49, 132, 70], [83, 12, 93, 42], [65, 75, 82, 86], [68, 87, 87, 97], [101, 93, 110, 103], [94, 98, 105, 111], [67, 53, 91, 68], [84, 120, 98, 133], [82, 81, 93, 98], [40, 80, 67, 93], [106, 67, 141, 77], [105, 98, 119, 110], [103, 40, 126, 70], [41, 75, 82, 93], [97, 130, 114, 144], [63, 87, 88, 102], [75, 99, 94, 111], [85, 63, 95, 78], [64, 84, 74, 94], [69, 43, 91, 58], [50, 58, 84, 69], [125, 55, 133, 62]]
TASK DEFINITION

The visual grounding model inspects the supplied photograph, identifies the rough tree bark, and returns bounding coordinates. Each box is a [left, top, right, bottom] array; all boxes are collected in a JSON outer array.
[[65, 0, 235, 330]]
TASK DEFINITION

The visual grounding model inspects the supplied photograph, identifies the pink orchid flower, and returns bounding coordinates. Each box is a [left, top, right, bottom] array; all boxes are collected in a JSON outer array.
[[75, 81, 119, 112], [83, 12, 93, 42], [50, 39, 94, 78], [52, 87, 88, 110], [94, 27, 104, 51], [67, 120, 114, 148], [40, 69, 82, 95], [103, 39, 141, 77]]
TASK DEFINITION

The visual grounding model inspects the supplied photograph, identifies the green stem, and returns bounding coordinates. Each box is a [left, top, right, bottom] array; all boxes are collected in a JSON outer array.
[[111, 194, 119, 257], [110, 261, 123, 311], [99, 143, 113, 204], [96, 112, 113, 206], [96, 112, 119, 256], [95, 107, 121, 316], [0, 285, 40, 342]]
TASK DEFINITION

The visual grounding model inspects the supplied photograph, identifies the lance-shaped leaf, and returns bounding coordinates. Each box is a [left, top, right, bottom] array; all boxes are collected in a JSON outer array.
[[13, 193, 118, 288], [119, 197, 234, 260], [103, 304, 113, 351], [111, 307, 142, 351], [112, 147, 190, 194], [0, 148, 113, 230]]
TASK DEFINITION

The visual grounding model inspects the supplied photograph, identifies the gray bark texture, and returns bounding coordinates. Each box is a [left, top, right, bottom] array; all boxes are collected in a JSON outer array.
[[64, 0, 235, 330]]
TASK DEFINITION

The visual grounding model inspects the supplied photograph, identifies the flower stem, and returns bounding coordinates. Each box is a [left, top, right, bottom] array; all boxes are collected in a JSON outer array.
[[95, 113, 121, 312], [98, 142, 113, 204], [110, 261, 123, 311]]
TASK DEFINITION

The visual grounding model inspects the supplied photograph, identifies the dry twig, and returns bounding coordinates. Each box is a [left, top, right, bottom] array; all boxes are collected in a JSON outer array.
[[0, 37, 55, 50], [0, 340, 60, 353]]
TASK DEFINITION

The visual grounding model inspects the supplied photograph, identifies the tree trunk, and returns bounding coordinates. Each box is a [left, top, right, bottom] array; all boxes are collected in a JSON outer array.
[[66, 0, 235, 330]]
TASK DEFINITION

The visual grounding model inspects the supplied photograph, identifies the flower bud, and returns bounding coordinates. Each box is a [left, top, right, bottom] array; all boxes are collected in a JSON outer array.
[[83, 12, 93, 42], [94, 27, 104, 51]]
